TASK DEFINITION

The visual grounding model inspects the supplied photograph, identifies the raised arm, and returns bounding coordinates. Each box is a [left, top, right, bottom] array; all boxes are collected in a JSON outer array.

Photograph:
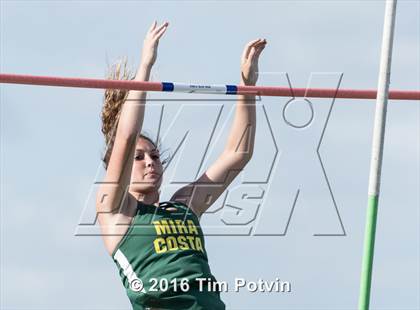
[[171, 39, 267, 217], [96, 21, 169, 220]]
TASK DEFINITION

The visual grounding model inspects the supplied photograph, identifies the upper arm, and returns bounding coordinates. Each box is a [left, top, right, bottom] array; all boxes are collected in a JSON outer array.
[[170, 151, 250, 217], [96, 134, 137, 221]]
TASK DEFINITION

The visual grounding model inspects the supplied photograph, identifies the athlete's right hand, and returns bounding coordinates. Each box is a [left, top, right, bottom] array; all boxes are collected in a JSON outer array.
[[140, 21, 169, 69]]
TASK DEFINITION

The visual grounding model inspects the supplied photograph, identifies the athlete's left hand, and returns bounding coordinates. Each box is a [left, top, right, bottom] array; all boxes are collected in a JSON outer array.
[[240, 38, 267, 86], [140, 20, 169, 69]]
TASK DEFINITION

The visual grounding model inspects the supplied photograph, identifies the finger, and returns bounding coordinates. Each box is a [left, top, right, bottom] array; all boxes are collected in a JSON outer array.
[[152, 22, 169, 35], [253, 42, 266, 59], [148, 20, 157, 32], [154, 24, 168, 40], [248, 46, 257, 61], [247, 40, 266, 62], [251, 40, 267, 59], [241, 39, 262, 62], [241, 39, 261, 61]]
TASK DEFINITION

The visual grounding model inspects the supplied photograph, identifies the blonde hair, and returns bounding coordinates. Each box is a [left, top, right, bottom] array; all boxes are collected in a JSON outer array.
[[100, 59, 169, 169], [102, 58, 132, 147]]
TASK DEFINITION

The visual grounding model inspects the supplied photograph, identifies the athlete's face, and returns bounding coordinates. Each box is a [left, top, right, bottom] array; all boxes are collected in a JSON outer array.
[[129, 137, 163, 194]]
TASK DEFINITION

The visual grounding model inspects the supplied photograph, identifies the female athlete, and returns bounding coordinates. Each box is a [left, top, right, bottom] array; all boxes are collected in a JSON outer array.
[[96, 21, 266, 310]]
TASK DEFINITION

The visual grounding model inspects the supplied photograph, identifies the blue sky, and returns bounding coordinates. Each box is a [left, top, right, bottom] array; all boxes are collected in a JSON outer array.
[[1, 1, 419, 309]]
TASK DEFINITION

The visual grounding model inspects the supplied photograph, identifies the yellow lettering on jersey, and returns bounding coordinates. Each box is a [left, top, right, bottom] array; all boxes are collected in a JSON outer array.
[[187, 220, 199, 235], [177, 236, 189, 250], [186, 235, 196, 249], [153, 220, 172, 235], [153, 236, 205, 254], [166, 236, 179, 251], [175, 220, 189, 234], [154, 238, 167, 253], [168, 220, 178, 234], [195, 237, 203, 252]]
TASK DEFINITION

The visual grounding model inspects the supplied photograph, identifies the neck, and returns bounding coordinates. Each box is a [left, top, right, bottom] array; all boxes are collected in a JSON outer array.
[[129, 190, 160, 207]]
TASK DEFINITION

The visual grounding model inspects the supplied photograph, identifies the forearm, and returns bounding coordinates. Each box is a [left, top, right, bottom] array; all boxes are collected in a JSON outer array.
[[224, 82, 256, 160], [115, 63, 152, 139], [223, 38, 265, 161]]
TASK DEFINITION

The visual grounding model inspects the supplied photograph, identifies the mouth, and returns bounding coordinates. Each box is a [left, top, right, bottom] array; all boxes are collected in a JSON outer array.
[[145, 172, 160, 178]]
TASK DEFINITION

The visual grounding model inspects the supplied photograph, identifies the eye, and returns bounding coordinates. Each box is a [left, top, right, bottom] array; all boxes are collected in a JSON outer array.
[[134, 154, 144, 160], [152, 154, 161, 160]]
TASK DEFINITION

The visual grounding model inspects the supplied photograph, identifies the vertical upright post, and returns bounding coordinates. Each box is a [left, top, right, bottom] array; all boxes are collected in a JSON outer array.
[[359, 1, 398, 309]]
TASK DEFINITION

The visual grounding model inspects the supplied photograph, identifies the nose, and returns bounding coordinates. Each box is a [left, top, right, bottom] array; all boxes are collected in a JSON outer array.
[[145, 154, 155, 167]]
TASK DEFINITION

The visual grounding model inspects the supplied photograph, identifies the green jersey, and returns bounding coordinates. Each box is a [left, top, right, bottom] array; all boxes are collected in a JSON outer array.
[[112, 200, 226, 310]]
